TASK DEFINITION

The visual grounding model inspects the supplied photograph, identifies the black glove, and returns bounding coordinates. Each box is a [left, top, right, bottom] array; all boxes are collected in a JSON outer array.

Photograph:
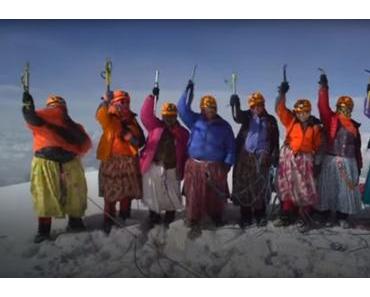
[[367, 84, 370, 94], [367, 138, 370, 149], [229, 94, 240, 107], [278, 81, 290, 95], [22, 92, 33, 104], [152, 86, 160, 97], [186, 80, 194, 93], [319, 74, 328, 88]]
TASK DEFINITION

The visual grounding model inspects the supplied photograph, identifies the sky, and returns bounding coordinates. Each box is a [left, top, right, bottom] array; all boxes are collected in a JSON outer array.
[[0, 20, 369, 185], [1, 20, 370, 110]]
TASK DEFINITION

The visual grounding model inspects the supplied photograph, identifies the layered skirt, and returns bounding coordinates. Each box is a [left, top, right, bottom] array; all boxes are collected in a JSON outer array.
[[99, 155, 142, 202], [142, 163, 183, 213], [277, 145, 318, 208], [30, 157, 87, 218], [232, 150, 272, 210], [316, 155, 362, 214], [183, 158, 229, 222]]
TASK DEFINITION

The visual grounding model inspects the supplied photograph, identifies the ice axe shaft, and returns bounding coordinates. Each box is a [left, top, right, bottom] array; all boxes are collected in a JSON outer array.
[[231, 73, 237, 94], [283, 64, 287, 82], [154, 70, 159, 87], [101, 58, 113, 96], [21, 62, 30, 93], [190, 64, 197, 82], [318, 67, 326, 75]]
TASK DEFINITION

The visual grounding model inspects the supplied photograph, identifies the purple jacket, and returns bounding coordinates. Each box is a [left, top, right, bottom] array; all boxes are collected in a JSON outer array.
[[140, 95, 189, 179]]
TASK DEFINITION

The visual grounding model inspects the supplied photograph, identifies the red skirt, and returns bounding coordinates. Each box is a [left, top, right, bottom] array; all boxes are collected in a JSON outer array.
[[183, 158, 229, 222]]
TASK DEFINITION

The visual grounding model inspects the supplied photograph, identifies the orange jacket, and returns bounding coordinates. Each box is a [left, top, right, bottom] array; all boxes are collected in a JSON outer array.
[[96, 103, 144, 161], [28, 107, 91, 156], [276, 95, 322, 154]]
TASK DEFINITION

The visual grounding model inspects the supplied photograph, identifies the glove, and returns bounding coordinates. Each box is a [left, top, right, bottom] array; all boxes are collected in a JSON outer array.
[[367, 84, 370, 94], [152, 86, 160, 97], [101, 91, 113, 101], [278, 81, 290, 95], [186, 80, 194, 93], [229, 94, 240, 107], [22, 92, 33, 104], [319, 74, 328, 87]]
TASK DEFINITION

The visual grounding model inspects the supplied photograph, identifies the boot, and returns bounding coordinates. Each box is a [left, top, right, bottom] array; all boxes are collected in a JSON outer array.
[[325, 211, 339, 227], [34, 218, 51, 243], [255, 208, 267, 227], [67, 217, 86, 232], [211, 214, 226, 227], [239, 206, 253, 229], [103, 218, 113, 235], [187, 221, 202, 240], [163, 211, 176, 227], [273, 213, 295, 227], [149, 211, 161, 226]]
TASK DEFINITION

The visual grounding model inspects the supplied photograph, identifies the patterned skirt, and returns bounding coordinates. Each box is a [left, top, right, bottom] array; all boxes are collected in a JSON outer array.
[[232, 150, 271, 210], [99, 155, 142, 202], [316, 155, 362, 214], [183, 158, 229, 222], [142, 163, 183, 213], [277, 145, 318, 208]]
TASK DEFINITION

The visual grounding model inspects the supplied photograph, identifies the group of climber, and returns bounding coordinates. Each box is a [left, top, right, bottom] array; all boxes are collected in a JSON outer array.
[[22, 72, 370, 242]]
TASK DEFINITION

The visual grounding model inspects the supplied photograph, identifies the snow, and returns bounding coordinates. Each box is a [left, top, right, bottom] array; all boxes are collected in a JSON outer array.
[[1, 171, 370, 277]]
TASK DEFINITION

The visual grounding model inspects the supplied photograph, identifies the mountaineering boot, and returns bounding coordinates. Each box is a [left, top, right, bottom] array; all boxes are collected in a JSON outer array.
[[163, 211, 176, 227], [187, 222, 202, 240], [149, 210, 162, 225], [103, 219, 113, 235], [256, 216, 268, 227], [34, 218, 51, 244], [67, 217, 86, 232], [273, 213, 294, 227], [239, 206, 253, 229], [255, 208, 268, 227]]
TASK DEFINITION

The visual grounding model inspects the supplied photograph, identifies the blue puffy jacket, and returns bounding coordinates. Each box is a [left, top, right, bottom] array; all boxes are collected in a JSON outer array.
[[177, 90, 235, 165]]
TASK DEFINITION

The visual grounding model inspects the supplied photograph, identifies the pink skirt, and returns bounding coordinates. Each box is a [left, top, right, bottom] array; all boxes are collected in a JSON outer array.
[[277, 145, 318, 208]]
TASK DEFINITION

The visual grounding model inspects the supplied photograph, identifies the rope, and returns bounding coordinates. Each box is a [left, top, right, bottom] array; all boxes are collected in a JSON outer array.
[[86, 195, 203, 277]]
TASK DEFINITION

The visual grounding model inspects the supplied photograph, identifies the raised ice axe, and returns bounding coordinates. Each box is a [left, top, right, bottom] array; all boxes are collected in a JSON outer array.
[[283, 64, 288, 82], [100, 58, 113, 100], [21, 62, 30, 93], [190, 64, 197, 82]]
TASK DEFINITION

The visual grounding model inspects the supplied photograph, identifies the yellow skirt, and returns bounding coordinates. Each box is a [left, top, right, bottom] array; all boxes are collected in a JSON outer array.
[[30, 157, 88, 218]]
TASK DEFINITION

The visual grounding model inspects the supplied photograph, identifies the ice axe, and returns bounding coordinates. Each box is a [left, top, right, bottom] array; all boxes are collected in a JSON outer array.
[[231, 72, 237, 94], [153, 69, 159, 114], [21, 62, 30, 93], [100, 58, 113, 100], [283, 64, 288, 82], [190, 64, 197, 82], [318, 67, 326, 75], [225, 72, 238, 107]]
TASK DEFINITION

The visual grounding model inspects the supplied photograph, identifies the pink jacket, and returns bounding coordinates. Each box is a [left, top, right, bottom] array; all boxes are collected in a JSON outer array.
[[140, 95, 189, 179]]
